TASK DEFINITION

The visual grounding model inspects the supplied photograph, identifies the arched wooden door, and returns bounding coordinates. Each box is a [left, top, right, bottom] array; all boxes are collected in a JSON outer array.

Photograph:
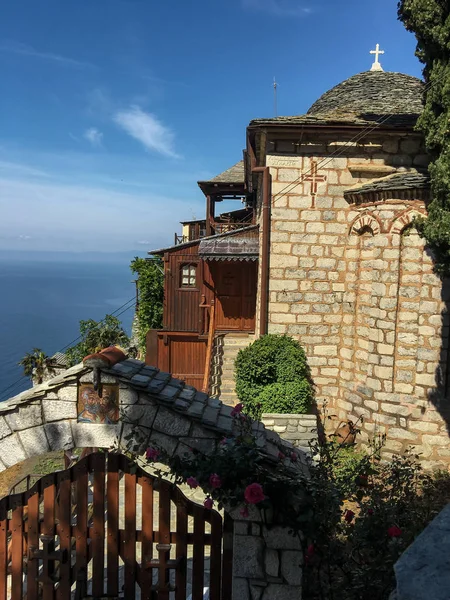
[[0, 453, 232, 600]]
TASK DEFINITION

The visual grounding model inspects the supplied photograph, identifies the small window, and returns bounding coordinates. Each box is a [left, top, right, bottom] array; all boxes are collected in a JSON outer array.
[[180, 263, 197, 288]]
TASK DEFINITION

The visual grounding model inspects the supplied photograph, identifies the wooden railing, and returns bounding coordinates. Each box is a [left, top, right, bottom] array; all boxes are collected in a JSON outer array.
[[202, 299, 215, 394]]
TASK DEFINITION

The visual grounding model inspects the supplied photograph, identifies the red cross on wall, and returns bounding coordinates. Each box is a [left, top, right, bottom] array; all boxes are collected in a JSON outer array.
[[304, 159, 327, 207]]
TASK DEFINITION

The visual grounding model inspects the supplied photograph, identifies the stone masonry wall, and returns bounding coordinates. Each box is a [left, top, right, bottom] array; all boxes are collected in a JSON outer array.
[[262, 413, 318, 453], [260, 130, 450, 468], [0, 358, 308, 600], [233, 510, 303, 600]]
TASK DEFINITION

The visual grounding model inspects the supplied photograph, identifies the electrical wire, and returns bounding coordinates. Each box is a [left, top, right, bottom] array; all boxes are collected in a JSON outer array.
[[0, 295, 137, 402], [268, 76, 435, 204]]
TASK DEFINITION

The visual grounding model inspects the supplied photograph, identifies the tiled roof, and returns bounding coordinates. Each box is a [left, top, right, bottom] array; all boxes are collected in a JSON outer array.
[[344, 170, 430, 203], [200, 161, 245, 185], [149, 224, 258, 255], [3, 351, 307, 468], [308, 71, 424, 121], [50, 352, 69, 367], [250, 72, 424, 130], [199, 236, 259, 261]]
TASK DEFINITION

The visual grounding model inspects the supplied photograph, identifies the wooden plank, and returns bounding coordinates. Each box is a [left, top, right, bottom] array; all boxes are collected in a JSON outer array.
[[202, 300, 215, 393], [209, 511, 222, 600], [91, 453, 106, 598], [221, 512, 234, 600], [10, 497, 23, 600], [56, 470, 71, 600], [123, 457, 137, 600], [191, 505, 205, 600], [157, 480, 171, 600], [175, 497, 188, 600], [106, 453, 120, 596], [25, 489, 39, 600], [140, 474, 154, 600], [0, 499, 8, 600], [42, 474, 56, 600], [74, 458, 88, 593]]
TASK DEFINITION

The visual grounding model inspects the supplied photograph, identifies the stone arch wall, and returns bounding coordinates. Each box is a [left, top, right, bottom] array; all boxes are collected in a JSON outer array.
[[333, 202, 450, 466], [0, 352, 307, 599]]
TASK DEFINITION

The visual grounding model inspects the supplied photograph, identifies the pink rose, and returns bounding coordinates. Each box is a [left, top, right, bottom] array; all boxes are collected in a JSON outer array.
[[388, 525, 402, 538], [344, 509, 355, 523], [290, 452, 298, 462], [186, 477, 199, 489], [305, 543, 315, 566], [240, 505, 249, 518], [209, 473, 222, 489], [244, 483, 265, 505], [231, 403, 243, 417], [204, 497, 213, 510], [145, 447, 160, 461]]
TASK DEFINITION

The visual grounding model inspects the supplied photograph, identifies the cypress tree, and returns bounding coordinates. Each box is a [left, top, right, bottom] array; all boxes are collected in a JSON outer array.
[[398, 0, 450, 274]]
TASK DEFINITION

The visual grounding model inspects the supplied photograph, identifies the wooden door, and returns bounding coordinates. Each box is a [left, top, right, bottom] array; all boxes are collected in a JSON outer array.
[[0, 452, 232, 600], [212, 262, 257, 331]]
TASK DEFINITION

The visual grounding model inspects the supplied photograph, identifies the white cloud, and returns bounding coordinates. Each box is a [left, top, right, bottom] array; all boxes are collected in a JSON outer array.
[[0, 177, 187, 252], [113, 106, 180, 158], [0, 41, 94, 69], [242, 0, 311, 17], [84, 128, 104, 147], [0, 160, 49, 178]]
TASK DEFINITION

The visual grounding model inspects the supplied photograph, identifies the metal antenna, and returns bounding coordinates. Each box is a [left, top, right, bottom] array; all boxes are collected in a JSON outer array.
[[273, 77, 278, 117]]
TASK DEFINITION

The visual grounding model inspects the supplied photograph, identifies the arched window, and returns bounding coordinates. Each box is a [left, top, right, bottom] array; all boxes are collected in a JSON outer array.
[[180, 263, 197, 288]]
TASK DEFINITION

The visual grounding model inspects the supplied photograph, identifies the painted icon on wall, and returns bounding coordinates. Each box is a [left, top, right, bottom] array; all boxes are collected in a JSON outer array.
[[77, 384, 119, 424]]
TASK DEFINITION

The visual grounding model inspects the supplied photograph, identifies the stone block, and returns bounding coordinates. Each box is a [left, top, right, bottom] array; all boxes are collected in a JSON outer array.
[[42, 400, 77, 422], [121, 403, 158, 429], [57, 386, 78, 402], [0, 434, 27, 467], [44, 421, 74, 450], [262, 584, 303, 600], [5, 402, 42, 431], [280, 550, 303, 585], [265, 548, 280, 578], [119, 388, 139, 405], [72, 423, 119, 448], [234, 535, 265, 579], [395, 504, 450, 600], [233, 578, 250, 600], [263, 526, 302, 550], [147, 431, 178, 456], [19, 425, 50, 456], [0, 418, 11, 440]]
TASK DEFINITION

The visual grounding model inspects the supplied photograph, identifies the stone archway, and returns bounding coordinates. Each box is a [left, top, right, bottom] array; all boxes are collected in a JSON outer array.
[[0, 347, 307, 600]]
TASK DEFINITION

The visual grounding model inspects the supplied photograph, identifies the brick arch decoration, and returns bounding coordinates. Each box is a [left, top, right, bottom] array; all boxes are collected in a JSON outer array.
[[0, 347, 307, 599], [349, 213, 381, 236], [389, 209, 426, 234]]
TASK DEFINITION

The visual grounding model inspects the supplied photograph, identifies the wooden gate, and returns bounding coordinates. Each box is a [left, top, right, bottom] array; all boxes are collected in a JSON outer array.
[[0, 452, 233, 600]]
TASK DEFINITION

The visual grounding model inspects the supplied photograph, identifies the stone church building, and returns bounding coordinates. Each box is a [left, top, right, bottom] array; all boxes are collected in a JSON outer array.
[[149, 51, 450, 469]]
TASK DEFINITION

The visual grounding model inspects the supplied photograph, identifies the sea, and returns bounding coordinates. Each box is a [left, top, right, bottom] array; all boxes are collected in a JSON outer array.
[[0, 252, 144, 402]]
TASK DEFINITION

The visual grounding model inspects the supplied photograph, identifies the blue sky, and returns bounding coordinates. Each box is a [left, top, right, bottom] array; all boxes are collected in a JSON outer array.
[[0, 0, 422, 253]]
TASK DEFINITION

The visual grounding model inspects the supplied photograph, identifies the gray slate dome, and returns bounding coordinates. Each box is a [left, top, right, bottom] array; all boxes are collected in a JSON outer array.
[[307, 71, 424, 122]]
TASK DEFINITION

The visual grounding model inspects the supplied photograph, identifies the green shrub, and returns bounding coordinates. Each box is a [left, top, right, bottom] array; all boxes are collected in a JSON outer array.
[[257, 380, 313, 415], [234, 334, 313, 418], [331, 445, 371, 496]]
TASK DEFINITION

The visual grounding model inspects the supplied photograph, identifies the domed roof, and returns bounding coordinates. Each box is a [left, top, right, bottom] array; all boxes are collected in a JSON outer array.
[[307, 71, 424, 121]]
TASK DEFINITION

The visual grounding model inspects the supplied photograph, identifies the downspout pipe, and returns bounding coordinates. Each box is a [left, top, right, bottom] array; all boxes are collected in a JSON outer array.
[[252, 165, 271, 336]]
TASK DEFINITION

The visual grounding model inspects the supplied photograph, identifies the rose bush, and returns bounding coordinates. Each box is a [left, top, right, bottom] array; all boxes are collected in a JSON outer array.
[[128, 401, 450, 600]]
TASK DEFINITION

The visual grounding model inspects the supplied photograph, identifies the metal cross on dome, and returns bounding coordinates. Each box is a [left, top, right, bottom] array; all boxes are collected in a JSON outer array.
[[370, 44, 385, 71]]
